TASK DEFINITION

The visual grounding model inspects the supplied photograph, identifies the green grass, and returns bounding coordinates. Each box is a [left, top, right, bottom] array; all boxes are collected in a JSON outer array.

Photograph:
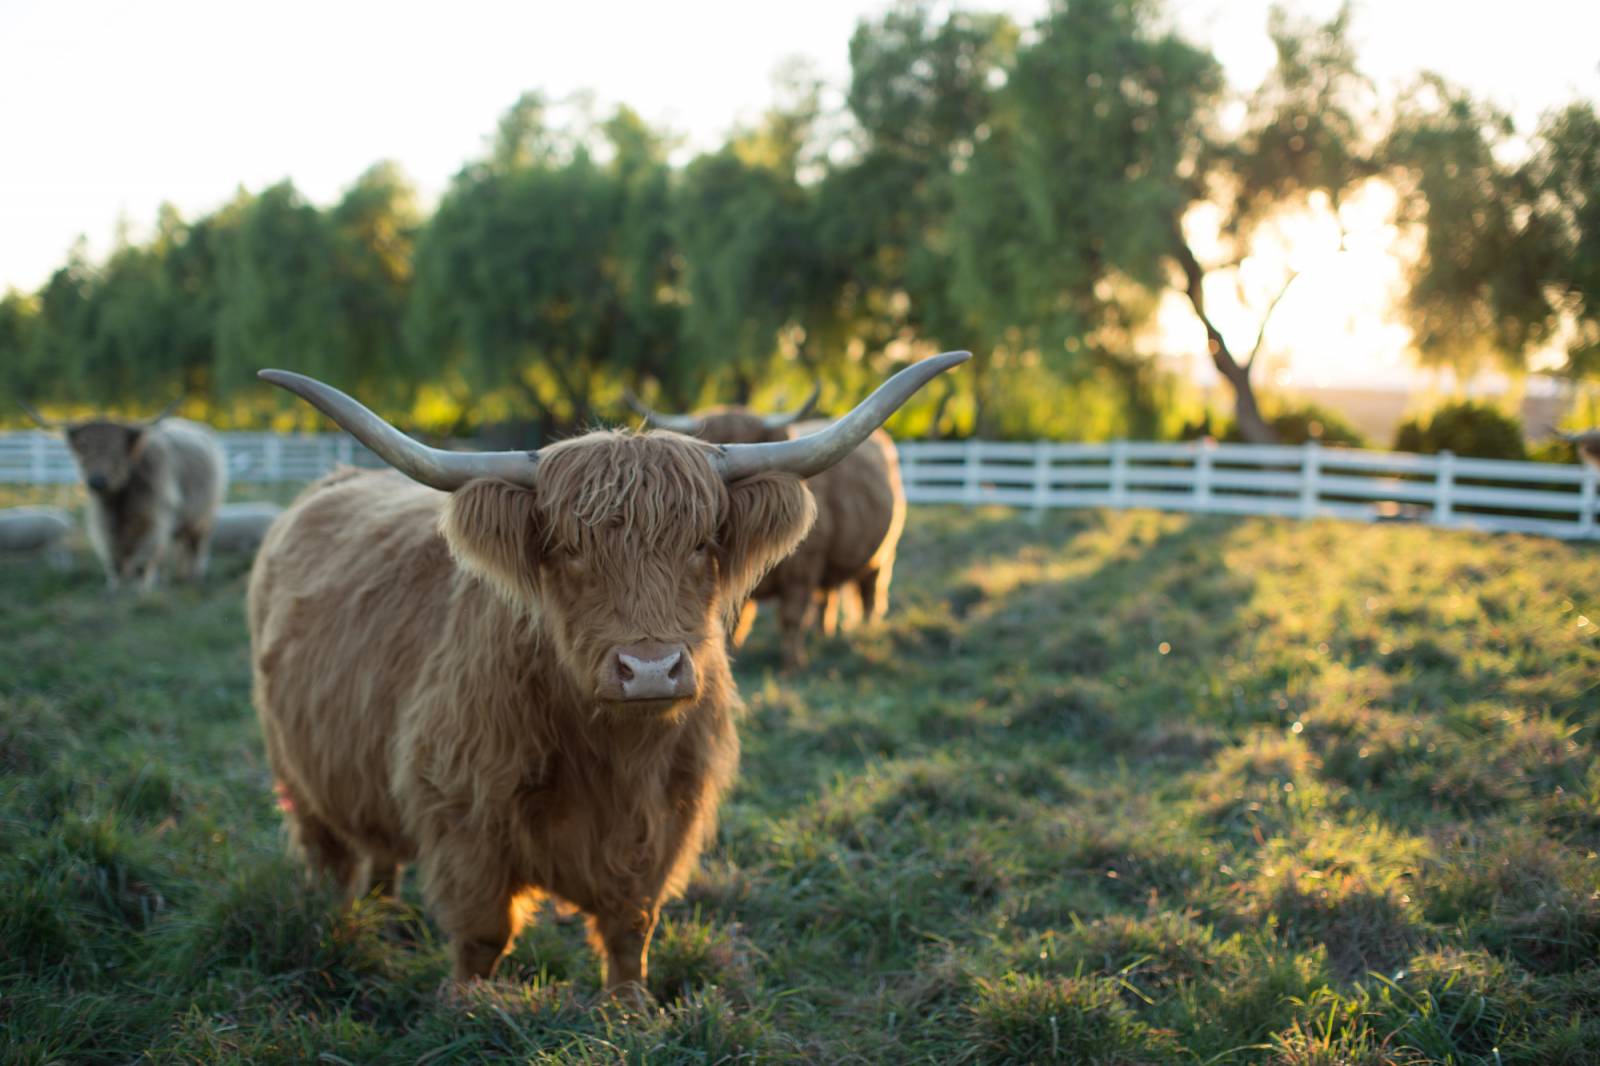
[[3, 506, 1598, 1063]]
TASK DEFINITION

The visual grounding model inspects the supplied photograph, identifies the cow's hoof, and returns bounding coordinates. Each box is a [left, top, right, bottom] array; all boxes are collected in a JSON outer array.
[[602, 980, 656, 1013]]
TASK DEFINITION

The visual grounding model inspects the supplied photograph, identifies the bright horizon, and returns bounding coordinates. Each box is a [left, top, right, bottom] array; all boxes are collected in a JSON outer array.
[[3, 0, 1598, 390]]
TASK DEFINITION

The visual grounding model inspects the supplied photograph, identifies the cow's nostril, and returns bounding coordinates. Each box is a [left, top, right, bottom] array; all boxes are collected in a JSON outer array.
[[617, 659, 634, 681], [667, 656, 682, 680]]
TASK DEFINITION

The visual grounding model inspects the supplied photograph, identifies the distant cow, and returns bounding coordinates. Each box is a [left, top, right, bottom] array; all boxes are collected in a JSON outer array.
[[25, 402, 226, 589], [248, 352, 968, 996], [629, 388, 906, 668]]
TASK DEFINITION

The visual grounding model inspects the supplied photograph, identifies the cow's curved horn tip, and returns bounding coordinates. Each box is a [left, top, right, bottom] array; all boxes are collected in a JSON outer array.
[[938, 350, 973, 365]]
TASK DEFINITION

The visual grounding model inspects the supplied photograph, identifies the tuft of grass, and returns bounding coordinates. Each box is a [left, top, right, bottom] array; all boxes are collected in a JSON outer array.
[[969, 973, 1182, 1064]]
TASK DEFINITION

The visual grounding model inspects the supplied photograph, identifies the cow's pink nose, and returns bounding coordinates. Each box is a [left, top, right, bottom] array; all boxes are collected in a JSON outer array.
[[605, 642, 696, 702]]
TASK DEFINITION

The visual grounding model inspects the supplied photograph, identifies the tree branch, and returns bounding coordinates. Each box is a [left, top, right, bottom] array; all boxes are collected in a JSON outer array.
[[1246, 268, 1301, 374]]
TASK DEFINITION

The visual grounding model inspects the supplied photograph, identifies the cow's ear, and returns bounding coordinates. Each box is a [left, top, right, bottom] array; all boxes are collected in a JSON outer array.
[[440, 480, 544, 605], [718, 473, 816, 602]]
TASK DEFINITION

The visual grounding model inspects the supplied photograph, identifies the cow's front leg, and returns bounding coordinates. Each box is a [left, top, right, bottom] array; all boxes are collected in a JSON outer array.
[[592, 902, 659, 1004], [423, 840, 526, 981], [124, 524, 171, 592]]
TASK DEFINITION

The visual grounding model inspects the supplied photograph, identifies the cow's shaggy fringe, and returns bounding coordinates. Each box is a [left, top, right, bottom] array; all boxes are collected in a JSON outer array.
[[249, 429, 814, 991]]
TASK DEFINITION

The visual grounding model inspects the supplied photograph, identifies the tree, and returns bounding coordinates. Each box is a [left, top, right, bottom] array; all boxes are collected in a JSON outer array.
[[0, 289, 42, 412], [817, 0, 1017, 429], [1535, 103, 1600, 379], [329, 162, 421, 404], [407, 97, 679, 435], [950, 0, 1219, 437], [1185, 3, 1378, 441], [1386, 79, 1566, 378], [214, 182, 344, 396], [952, 0, 1379, 443]]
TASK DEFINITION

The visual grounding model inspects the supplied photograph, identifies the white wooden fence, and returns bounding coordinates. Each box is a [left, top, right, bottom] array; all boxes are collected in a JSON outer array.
[[896, 439, 1599, 541], [0, 431, 387, 487], [3, 431, 1596, 541]]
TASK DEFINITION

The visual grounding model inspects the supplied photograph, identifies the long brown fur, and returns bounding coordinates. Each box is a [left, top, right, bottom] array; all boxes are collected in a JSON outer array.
[[686, 412, 906, 668], [248, 430, 814, 992], [64, 417, 226, 589]]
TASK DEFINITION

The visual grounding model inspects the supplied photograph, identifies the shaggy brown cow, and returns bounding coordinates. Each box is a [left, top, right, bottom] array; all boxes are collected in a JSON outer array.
[[628, 392, 905, 668], [248, 352, 968, 997], [24, 403, 226, 589]]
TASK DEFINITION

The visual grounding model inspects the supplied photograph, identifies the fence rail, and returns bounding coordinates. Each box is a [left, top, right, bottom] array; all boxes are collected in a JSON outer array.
[[3, 432, 1596, 540]]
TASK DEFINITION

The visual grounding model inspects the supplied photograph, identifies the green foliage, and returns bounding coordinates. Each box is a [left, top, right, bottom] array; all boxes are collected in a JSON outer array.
[[4, 1, 1599, 434], [1222, 401, 1368, 446], [1393, 401, 1527, 459], [406, 100, 678, 432], [1386, 81, 1599, 379]]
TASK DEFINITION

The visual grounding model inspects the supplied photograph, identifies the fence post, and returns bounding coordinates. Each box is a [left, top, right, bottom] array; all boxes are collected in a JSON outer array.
[[1110, 439, 1128, 509], [898, 444, 916, 503], [1299, 441, 1320, 519], [1031, 440, 1051, 512], [1434, 450, 1455, 527], [31, 431, 48, 486], [266, 434, 283, 484], [1580, 465, 1597, 539], [963, 440, 981, 504], [338, 434, 354, 468], [1194, 440, 1213, 512]]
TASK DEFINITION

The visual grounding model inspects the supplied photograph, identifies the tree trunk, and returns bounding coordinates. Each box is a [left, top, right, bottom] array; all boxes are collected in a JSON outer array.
[[1170, 232, 1278, 444]]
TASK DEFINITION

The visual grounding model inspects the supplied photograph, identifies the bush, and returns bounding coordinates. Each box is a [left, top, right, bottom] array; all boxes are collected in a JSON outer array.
[[1526, 437, 1579, 465], [1393, 402, 1526, 460], [1218, 402, 1368, 447]]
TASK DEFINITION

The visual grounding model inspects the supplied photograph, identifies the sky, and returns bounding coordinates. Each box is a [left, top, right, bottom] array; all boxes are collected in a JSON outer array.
[[3, 0, 1598, 388]]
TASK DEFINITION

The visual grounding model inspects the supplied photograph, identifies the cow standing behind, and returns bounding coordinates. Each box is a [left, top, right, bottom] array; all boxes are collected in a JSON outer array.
[[25, 404, 226, 589], [247, 352, 968, 997], [628, 390, 906, 668]]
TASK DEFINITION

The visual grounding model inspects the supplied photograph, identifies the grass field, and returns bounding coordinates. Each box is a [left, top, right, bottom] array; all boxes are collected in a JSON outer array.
[[3, 505, 1598, 1064]]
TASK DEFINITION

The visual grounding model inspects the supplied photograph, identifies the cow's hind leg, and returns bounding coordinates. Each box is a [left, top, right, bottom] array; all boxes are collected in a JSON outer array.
[[288, 807, 362, 898], [819, 588, 841, 637], [173, 525, 211, 581], [776, 582, 813, 669], [365, 862, 402, 900], [857, 564, 890, 623]]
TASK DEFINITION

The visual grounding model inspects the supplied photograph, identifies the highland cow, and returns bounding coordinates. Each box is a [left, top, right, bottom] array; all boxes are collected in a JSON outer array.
[[24, 403, 226, 589], [247, 352, 968, 997], [628, 389, 906, 668]]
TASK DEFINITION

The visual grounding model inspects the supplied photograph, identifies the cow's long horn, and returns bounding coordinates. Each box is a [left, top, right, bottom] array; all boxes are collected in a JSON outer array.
[[623, 389, 704, 434], [19, 401, 62, 429], [761, 382, 821, 430], [258, 370, 540, 491], [712, 351, 970, 482]]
